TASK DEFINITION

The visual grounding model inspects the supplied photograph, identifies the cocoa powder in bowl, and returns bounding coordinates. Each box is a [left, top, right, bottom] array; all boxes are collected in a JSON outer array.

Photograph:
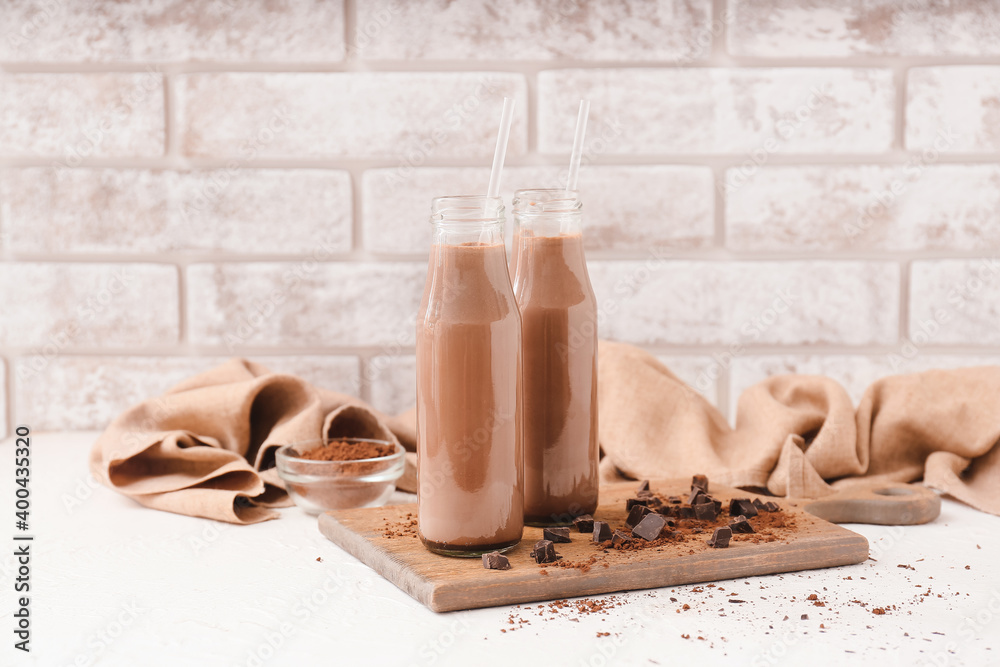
[[275, 438, 405, 513]]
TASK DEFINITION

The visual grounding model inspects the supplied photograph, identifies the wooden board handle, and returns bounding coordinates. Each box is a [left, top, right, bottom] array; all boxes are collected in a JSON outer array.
[[802, 482, 941, 525]]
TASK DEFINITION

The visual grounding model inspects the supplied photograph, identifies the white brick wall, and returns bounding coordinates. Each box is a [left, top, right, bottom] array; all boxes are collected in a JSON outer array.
[[1, 0, 998, 434]]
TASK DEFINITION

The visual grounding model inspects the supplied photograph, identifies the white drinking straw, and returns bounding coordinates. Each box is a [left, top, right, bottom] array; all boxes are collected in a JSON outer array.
[[485, 97, 515, 215], [565, 99, 590, 195]]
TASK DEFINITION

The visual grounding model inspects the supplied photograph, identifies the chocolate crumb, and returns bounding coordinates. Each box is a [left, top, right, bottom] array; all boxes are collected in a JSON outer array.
[[708, 526, 732, 548], [691, 474, 709, 492], [483, 551, 511, 570], [543, 527, 571, 543], [729, 515, 755, 534], [632, 513, 668, 541], [626, 504, 652, 528], [573, 514, 594, 533], [611, 530, 632, 547], [530, 540, 559, 564], [592, 521, 612, 543]]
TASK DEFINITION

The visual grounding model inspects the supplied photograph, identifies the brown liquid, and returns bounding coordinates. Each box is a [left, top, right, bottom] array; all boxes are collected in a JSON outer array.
[[515, 232, 599, 525], [416, 242, 524, 555]]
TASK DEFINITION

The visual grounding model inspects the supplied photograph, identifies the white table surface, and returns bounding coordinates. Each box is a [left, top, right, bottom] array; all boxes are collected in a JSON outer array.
[[1, 432, 998, 667]]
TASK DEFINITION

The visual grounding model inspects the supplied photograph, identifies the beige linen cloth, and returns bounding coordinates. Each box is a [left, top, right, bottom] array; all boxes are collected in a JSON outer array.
[[91, 343, 1000, 523]]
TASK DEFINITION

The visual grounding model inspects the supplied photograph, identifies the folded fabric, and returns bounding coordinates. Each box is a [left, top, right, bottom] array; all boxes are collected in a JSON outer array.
[[90, 359, 416, 524], [597, 341, 1000, 517], [91, 344, 1000, 524]]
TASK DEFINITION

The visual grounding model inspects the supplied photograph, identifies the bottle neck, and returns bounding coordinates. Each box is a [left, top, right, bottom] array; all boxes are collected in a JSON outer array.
[[431, 221, 505, 246], [512, 189, 583, 238], [429, 195, 506, 246]]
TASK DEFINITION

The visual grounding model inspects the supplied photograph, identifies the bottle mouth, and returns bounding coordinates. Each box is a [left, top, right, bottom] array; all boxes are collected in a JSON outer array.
[[430, 195, 504, 224], [512, 189, 582, 215]]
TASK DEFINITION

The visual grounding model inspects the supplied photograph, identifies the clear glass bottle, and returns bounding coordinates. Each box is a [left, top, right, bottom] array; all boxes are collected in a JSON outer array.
[[416, 195, 524, 556], [512, 189, 599, 526]]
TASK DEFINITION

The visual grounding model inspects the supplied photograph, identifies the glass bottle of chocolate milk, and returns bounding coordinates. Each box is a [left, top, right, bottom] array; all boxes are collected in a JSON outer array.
[[416, 195, 524, 556], [512, 189, 599, 526]]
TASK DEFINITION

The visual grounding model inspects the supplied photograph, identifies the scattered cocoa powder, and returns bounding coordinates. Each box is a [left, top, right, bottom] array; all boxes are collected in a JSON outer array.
[[382, 512, 418, 539]]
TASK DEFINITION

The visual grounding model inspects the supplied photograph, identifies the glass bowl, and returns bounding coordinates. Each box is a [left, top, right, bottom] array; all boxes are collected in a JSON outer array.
[[275, 437, 405, 514]]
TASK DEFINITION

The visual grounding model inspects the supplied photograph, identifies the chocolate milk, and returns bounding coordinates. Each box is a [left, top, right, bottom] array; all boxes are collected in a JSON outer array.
[[513, 190, 599, 525], [416, 199, 523, 556]]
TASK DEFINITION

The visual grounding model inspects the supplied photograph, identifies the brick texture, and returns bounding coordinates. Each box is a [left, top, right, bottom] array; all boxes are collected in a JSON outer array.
[[367, 354, 417, 417], [186, 263, 425, 348], [906, 67, 1000, 153], [1, 3, 998, 433], [177, 72, 528, 159], [355, 0, 713, 61], [362, 165, 714, 254], [0, 0, 345, 62], [587, 261, 899, 346], [728, 0, 1000, 57], [726, 165, 1000, 251], [14, 355, 360, 432], [0, 264, 179, 349], [910, 259, 1000, 345], [538, 68, 894, 155], [0, 360, 6, 436], [0, 73, 164, 158], [0, 168, 352, 254]]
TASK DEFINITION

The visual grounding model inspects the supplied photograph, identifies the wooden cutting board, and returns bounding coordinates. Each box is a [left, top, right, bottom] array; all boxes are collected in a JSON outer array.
[[318, 479, 939, 612]]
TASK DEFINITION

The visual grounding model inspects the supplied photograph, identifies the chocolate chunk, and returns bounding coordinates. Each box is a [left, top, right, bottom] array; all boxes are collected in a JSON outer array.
[[543, 527, 571, 543], [530, 540, 558, 564], [626, 504, 651, 528], [729, 515, 755, 534], [482, 551, 511, 570], [632, 513, 668, 541], [637, 480, 650, 493], [691, 474, 709, 492], [636, 489, 655, 500], [593, 521, 613, 543], [573, 514, 595, 533], [752, 498, 767, 511], [693, 501, 718, 521], [764, 501, 780, 513], [626, 498, 649, 510], [707, 526, 732, 548], [687, 488, 706, 506], [611, 530, 632, 547], [667, 495, 683, 504], [801, 614, 809, 621], [729, 498, 759, 518], [678, 506, 695, 519], [656, 505, 679, 518]]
